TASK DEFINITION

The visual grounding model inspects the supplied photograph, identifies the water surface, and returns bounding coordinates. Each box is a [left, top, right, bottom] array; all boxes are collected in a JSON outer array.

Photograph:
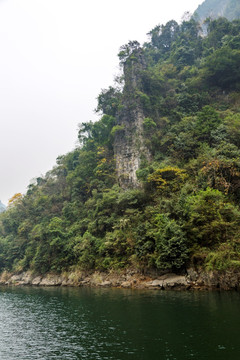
[[0, 286, 239, 359]]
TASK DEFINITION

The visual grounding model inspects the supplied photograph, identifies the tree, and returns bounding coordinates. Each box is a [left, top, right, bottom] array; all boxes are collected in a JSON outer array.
[[96, 86, 122, 117], [147, 214, 188, 271], [185, 188, 240, 247], [201, 47, 240, 89], [118, 40, 141, 64], [8, 193, 23, 208], [148, 20, 180, 54], [195, 105, 221, 142], [204, 17, 231, 49]]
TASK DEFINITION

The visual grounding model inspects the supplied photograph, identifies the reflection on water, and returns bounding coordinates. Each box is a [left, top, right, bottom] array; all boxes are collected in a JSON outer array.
[[0, 286, 239, 359]]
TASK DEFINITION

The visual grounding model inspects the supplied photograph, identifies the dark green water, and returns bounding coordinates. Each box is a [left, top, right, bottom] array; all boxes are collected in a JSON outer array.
[[0, 286, 239, 359]]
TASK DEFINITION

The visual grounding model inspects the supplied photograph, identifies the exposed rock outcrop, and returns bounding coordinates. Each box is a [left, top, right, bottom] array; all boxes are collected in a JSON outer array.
[[114, 47, 151, 188], [187, 268, 240, 290], [1, 269, 239, 290], [145, 274, 189, 289]]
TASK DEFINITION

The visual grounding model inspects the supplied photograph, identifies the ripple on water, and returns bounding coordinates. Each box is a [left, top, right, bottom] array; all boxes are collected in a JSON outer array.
[[0, 287, 239, 360]]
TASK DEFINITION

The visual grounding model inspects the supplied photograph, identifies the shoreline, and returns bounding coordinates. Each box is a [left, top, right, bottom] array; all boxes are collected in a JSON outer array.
[[0, 268, 240, 291]]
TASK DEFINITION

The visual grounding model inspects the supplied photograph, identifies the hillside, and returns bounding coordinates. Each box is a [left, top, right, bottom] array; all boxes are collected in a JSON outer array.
[[0, 17, 240, 282], [194, 0, 240, 21]]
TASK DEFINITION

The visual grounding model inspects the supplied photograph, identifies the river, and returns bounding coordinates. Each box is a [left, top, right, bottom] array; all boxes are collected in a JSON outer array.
[[0, 286, 239, 359]]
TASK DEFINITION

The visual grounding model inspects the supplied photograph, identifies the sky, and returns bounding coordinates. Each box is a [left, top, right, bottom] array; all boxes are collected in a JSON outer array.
[[0, 0, 204, 205]]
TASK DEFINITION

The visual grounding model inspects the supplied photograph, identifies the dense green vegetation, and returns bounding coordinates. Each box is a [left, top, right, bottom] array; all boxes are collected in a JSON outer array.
[[0, 17, 240, 275]]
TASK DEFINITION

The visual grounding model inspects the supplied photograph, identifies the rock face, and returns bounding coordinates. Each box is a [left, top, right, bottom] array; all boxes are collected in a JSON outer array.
[[187, 268, 240, 290], [114, 47, 151, 188], [0, 269, 240, 290], [145, 274, 189, 289], [194, 0, 240, 22]]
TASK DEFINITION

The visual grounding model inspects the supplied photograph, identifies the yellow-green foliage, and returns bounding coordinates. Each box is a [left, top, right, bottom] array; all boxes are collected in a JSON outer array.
[[110, 125, 125, 136], [147, 167, 187, 191]]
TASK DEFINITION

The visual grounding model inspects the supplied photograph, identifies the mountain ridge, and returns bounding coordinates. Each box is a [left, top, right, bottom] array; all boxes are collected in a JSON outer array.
[[0, 201, 6, 213], [194, 0, 240, 22]]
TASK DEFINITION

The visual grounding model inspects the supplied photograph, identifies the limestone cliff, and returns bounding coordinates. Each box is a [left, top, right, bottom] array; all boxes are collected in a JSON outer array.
[[114, 47, 151, 189]]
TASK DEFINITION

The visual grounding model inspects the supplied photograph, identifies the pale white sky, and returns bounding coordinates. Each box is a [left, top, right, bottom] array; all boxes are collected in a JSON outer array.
[[0, 0, 203, 204]]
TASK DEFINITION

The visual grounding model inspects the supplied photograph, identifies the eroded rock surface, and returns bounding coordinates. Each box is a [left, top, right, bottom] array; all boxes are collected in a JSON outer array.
[[114, 47, 151, 188], [0, 268, 239, 290]]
